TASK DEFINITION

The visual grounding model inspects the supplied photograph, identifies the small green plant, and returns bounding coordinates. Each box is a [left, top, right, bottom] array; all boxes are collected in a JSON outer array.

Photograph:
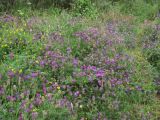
[[72, 0, 98, 17]]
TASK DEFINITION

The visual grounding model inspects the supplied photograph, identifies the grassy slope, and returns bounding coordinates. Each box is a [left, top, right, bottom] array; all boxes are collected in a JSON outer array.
[[0, 7, 160, 120]]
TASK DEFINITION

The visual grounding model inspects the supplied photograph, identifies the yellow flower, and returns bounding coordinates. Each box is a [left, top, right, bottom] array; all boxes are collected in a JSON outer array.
[[48, 82, 52, 84], [57, 86, 60, 90], [35, 60, 39, 64], [33, 108, 38, 112], [80, 105, 83, 108]]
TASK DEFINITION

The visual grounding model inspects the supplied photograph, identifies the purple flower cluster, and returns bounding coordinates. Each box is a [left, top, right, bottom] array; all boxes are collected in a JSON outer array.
[[0, 15, 15, 23], [74, 27, 99, 42]]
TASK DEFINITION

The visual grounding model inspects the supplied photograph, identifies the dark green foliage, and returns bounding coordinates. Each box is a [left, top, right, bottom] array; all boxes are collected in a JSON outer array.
[[30, 0, 73, 9], [147, 48, 160, 72], [141, 26, 160, 74], [0, 0, 16, 11]]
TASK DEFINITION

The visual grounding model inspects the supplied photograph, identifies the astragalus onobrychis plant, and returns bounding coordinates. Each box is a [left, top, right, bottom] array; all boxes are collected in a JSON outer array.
[[0, 11, 159, 120]]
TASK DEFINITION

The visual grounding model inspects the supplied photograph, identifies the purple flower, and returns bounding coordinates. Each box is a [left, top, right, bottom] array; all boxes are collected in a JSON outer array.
[[74, 32, 90, 41], [23, 75, 31, 80], [66, 47, 72, 55], [0, 15, 14, 23], [40, 60, 45, 67], [0, 73, 2, 79], [98, 80, 103, 87], [7, 96, 16, 102], [79, 72, 86, 77], [42, 83, 47, 95], [88, 66, 97, 71], [46, 51, 53, 56], [74, 91, 80, 97], [34, 96, 42, 106], [18, 113, 23, 120], [24, 90, 30, 96], [110, 78, 117, 87], [72, 80, 76, 83], [8, 70, 15, 78], [88, 76, 93, 82], [46, 93, 52, 101], [26, 103, 33, 113], [31, 72, 38, 78], [81, 65, 88, 70], [51, 61, 58, 68], [0, 86, 4, 95], [123, 72, 129, 78], [48, 32, 64, 42], [73, 58, 78, 66], [116, 80, 123, 85], [135, 86, 142, 91], [31, 112, 38, 120], [88, 28, 99, 38], [96, 70, 105, 78], [20, 100, 27, 110]]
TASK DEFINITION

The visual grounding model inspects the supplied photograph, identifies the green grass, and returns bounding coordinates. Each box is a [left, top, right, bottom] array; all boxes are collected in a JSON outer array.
[[0, 1, 160, 119]]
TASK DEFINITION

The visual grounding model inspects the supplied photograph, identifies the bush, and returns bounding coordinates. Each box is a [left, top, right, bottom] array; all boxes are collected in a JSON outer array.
[[141, 25, 160, 73]]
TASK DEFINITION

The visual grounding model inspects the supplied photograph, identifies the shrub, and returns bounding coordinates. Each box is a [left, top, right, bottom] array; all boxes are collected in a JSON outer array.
[[141, 25, 160, 74]]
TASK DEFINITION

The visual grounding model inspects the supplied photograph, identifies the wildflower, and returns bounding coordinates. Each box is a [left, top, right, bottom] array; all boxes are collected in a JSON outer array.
[[26, 103, 33, 113], [98, 80, 104, 87], [46, 93, 52, 101], [51, 61, 58, 68], [0, 86, 4, 95], [31, 72, 38, 78], [79, 72, 86, 77], [34, 96, 42, 106], [7, 70, 15, 78], [79, 105, 83, 108], [18, 113, 23, 120], [88, 65, 97, 71], [0, 73, 2, 79], [81, 65, 88, 70], [57, 86, 60, 90], [7, 95, 16, 102], [42, 84, 47, 95], [74, 91, 80, 97], [110, 78, 117, 87], [66, 47, 72, 55], [31, 112, 38, 120], [20, 100, 27, 110], [116, 80, 123, 85], [35, 60, 39, 64], [135, 86, 142, 91], [24, 75, 31, 80], [88, 76, 93, 82], [73, 58, 78, 66], [23, 90, 30, 96], [96, 70, 105, 78], [40, 60, 45, 67]]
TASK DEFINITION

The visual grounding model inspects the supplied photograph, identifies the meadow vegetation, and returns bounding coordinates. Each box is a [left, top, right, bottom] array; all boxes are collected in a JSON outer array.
[[0, 0, 160, 119]]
